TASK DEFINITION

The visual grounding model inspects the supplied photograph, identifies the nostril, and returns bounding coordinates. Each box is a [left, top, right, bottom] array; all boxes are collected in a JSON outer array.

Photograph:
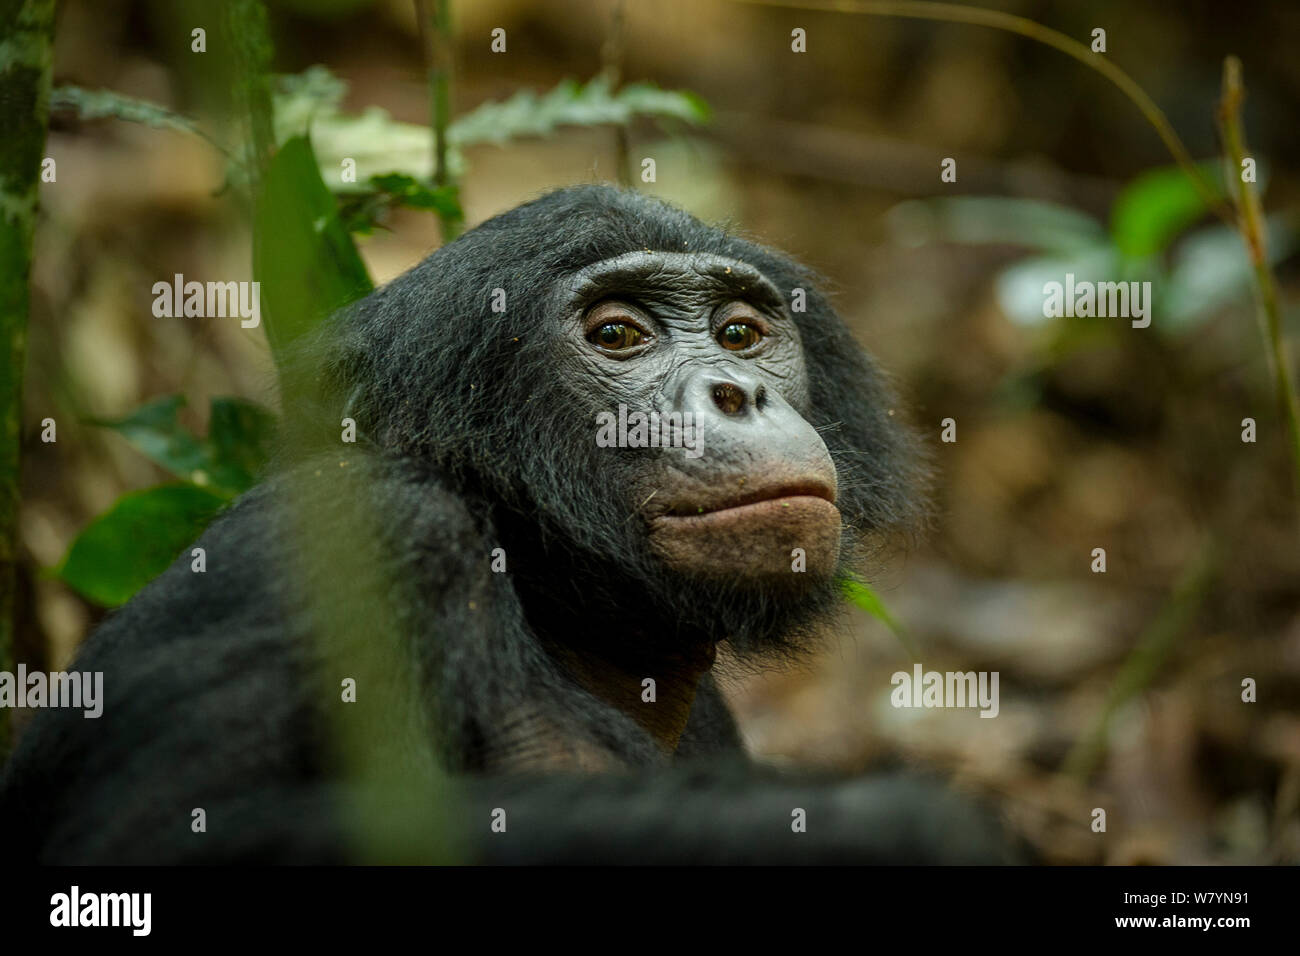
[[711, 382, 746, 415], [754, 384, 767, 410]]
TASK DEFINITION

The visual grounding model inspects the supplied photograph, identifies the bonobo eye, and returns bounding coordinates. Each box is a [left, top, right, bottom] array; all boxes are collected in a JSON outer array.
[[584, 300, 651, 354], [718, 322, 763, 351], [589, 322, 645, 351]]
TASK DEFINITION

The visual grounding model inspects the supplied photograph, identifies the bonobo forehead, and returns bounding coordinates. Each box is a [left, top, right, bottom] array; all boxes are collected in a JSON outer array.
[[564, 251, 787, 314]]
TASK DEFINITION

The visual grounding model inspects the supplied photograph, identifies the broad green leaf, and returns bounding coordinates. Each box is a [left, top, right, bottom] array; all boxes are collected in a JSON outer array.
[[91, 395, 207, 480], [92, 395, 275, 495], [58, 484, 227, 607], [274, 66, 448, 189], [253, 135, 373, 361], [1110, 161, 1227, 259]]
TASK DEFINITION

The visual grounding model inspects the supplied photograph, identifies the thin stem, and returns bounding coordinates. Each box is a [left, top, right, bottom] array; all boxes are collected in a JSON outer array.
[[416, 0, 461, 240], [1217, 56, 1300, 502], [600, 0, 632, 187], [225, 0, 276, 185]]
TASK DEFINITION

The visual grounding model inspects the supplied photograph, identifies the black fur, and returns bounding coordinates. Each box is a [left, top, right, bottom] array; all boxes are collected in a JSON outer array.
[[0, 186, 1010, 864]]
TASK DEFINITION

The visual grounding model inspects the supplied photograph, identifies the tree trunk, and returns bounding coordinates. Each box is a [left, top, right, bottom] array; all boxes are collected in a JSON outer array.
[[0, 0, 56, 756]]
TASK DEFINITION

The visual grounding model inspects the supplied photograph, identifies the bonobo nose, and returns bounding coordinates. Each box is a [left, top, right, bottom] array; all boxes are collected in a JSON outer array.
[[664, 367, 836, 493], [675, 369, 769, 420], [710, 381, 766, 416]]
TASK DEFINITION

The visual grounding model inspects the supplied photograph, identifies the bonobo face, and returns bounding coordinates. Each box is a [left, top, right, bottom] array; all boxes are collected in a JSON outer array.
[[562, 251, 841, 585]]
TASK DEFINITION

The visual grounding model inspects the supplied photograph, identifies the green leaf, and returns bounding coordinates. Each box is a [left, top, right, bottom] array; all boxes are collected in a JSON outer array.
[[271, 67, 710, 195], [369, 174, 460, 217], [337, 192, 395, 236], [1162, 214, 1296, 329], [91, 395, 276, 495], [206, 397, 278, 493], [91, 395, 207, 480], [1110, 161, 1227, 259], [339, 174, 463, 235], [611, 82, 711, 125], [253, 135, 373, 361], [448, 76, 709, 148], [273, 67, 460, 189], [841, 577, 917, 658], [58, 485, 228, 607], [368, 173, 460, 214]]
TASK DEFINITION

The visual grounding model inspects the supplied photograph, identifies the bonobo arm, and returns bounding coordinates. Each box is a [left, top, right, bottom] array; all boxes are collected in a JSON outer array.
[[466, 768, 1020, 865]]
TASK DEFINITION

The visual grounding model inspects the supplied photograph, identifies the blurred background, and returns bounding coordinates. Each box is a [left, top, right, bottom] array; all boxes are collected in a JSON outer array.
[[14, 0, 1300, 863]]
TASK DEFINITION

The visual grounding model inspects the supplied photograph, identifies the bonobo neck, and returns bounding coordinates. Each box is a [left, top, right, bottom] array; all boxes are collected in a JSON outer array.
[[490, 501, 719, 756], [524, 580, 718, 755], [550, 637, 716, 755]]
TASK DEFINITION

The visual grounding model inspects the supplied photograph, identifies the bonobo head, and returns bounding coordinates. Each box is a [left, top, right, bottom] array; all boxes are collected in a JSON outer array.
[[284, 185, 925, 652], [565, 250, 841, 585]]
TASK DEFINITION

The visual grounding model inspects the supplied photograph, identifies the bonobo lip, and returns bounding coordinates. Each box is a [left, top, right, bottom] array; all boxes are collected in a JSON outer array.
[[654, 479, 837, 518]]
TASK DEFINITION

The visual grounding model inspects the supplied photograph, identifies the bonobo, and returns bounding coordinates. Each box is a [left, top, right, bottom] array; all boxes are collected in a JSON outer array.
[[0, 185, 1013, 863]]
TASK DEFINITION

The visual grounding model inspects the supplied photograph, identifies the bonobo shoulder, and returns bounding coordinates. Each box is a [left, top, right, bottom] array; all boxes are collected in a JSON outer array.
[[77, 450, 490, 665]]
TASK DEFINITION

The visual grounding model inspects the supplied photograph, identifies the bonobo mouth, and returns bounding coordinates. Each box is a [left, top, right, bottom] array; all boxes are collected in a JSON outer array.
[[645, 475, 842, 581], [652, 478, 838, 519]]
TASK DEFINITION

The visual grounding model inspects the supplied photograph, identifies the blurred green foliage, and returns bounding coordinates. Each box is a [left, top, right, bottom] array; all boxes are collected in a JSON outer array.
[[889, 160, 1293, 334], [253, 134, 375, 359], [58, 485, 227, 607], [842, 576, 916, 659], [50, 86, 210, 142], [91, 395, 277, 495], [273, 66, 708, 233], [56, 396, 276, 605]]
